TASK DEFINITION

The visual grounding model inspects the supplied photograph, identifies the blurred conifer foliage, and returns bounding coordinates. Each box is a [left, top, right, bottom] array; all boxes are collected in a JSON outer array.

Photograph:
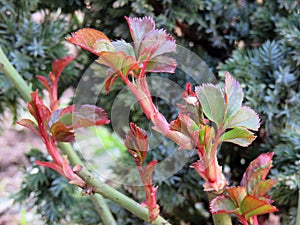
[[8, 0, 300, 224]]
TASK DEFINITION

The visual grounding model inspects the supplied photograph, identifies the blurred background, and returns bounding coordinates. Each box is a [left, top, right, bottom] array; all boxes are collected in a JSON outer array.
[[0, 0, 299, 224]]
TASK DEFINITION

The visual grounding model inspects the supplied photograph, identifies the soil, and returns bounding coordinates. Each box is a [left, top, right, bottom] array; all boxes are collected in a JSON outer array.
[[0, 113, 44, 225]]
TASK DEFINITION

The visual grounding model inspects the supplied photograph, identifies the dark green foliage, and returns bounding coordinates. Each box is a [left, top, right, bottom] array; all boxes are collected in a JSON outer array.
[[0, 0, 80, 117], [218, 3, 300, 223], [8, 0, 300, 224], [14, 148, 101, 225]]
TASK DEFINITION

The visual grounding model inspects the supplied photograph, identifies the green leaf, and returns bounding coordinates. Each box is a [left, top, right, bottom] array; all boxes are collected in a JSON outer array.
[[195, 84, 226, 128], [220, 127, 256, 147], [94, 39, 115, 52], [241, 195, 278, 219], [210, 195, 237, 214], [226, 106, 260, 131], [224, 72, 243, 122]]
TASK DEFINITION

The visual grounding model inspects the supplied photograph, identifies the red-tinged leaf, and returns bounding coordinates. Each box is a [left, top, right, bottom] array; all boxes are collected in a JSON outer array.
[[50, 122, 75, 142], [125, 122, 148, 163], [251, 179, 277, 197], [224, 72, 243, 122], [125, 16, 155, 54], [96, 51, 138, 77], [28, 90, 52, 125], [182, 82, 197, 98], [66, 28, 110, 55], [17, 119, 40, 136], [170, 117, 184, 132], [227, 186, 247, 207], [143, 160, 157, 185], [36, 160, 63, 175], [36, 75, 50, 90], [241, 153, 274, 188], [139, 29, 176, 59], [241, 195, 278, 219], [52, 55, 75, 78], [226, 106, 260, 131], [145, 56, 176, 73], [220, 127, 256, 147], [104, 73, 119, 93], [195, 84, 226, 128], [59, 105, 75, 116], [210, 195, 237, 214], [191, 160, 206, 180], [72, 105, 110, 128]]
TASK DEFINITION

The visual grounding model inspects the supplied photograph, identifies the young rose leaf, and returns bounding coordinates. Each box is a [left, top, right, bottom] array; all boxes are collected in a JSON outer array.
[[241, 195, 278, 219], [145, 55, 176, 73], [17, 119, 40, 136], [112, 40, 135, 57], [220, 127, 256, 147], [226, 106, 260, 131], [66, 28, 110, 55], [72, 105, 110, 128], [138, 29, 176, 61], [125, 122, 148, 163], [94, 39, 115, 53], [251, 179, 277, 197], [28, 91, 52, 126], [143, 160, 157, 185], [210, 195, 237, 214], [50, 122, 75, 142], [104, 72, 119, 93], [227, 186, 247, 207], [125, 16, 155, 54], [224, 72, 243, 122], [96, 52, 138, 77], [52, 55, 75, 79], [36, 75, 50, 90], [241, 152, 274, 192], [36, 160, 63, 174], [195, 84, 226, 128]]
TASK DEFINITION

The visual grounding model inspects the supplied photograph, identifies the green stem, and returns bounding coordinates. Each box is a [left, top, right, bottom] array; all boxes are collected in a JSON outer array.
[[207, 192, 233, 225], [59, 142, 170, 224], [57, 143, 117, 225], [0, 47, 31, 102], [91, 195, 118, 225], [0, 48, 116, 225], [77, 166, 171, 225], [2, 46, 171, 224]]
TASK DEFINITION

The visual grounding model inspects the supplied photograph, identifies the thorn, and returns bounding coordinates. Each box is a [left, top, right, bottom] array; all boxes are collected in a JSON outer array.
[[73, 164, 83, 173]]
